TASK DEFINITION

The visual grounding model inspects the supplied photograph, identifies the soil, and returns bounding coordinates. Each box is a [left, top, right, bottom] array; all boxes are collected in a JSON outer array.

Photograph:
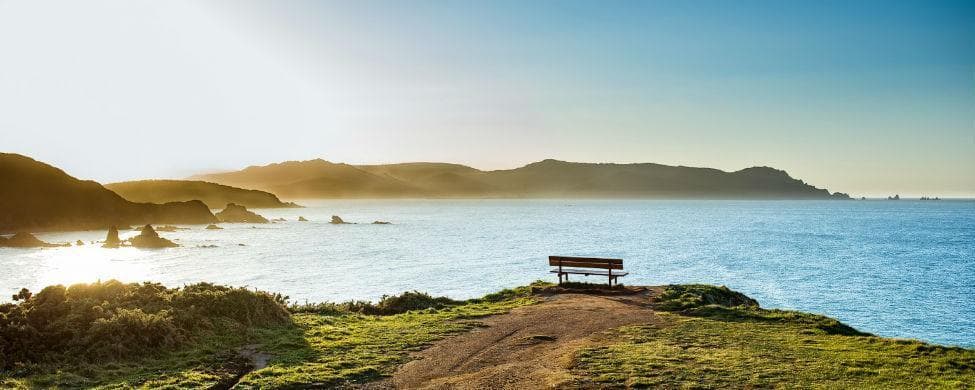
[[365, 287, 665, 389]]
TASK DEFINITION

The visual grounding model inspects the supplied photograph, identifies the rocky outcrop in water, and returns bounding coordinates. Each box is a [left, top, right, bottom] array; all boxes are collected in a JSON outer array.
[[205, 224, 223, 230], [0, 233, 66, 248], [103, 226, 122, 248], [372, 221, 391, 225], [129, 225, 177, 248], [215, 203, 269, 224], [298, 216, 308, 222], [330, 215, 348, 224]]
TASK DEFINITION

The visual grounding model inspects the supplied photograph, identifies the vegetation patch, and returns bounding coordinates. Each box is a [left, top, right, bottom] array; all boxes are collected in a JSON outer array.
[[575, 287, 975, 388], [654, 284, 759, 311], [289, 290, 462, 316], [0, 281, 539, 388], [0, 281, 288, 369]]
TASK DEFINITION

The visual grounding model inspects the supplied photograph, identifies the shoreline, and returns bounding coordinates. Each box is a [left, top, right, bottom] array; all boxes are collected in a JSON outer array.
[[1, 281, 972, 388]]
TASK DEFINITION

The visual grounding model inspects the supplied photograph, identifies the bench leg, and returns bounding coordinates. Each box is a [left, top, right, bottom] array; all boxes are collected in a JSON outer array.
[[558, 273, 562, 285]]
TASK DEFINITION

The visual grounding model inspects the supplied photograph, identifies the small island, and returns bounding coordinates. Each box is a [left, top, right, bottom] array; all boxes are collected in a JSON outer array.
[[215, 203, 269, 224]]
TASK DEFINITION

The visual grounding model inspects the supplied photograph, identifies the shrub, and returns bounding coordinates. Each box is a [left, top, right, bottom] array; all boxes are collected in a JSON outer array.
[[0, 280, 289, 369], [655, 284, 759, 311], [290, 291, 461, 316]]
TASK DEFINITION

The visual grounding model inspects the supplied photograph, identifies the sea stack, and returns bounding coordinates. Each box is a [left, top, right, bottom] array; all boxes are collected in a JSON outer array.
[[103, 226, 122, 248], [215, 203, 269, 223], [129, 225, 178, 248]]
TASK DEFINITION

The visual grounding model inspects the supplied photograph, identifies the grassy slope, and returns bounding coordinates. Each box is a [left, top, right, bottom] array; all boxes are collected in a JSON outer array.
[[239, 297, 531, 387], [573, 285, 975, 389], [3, 284, 972, 388], [0, 287, 535, 389]]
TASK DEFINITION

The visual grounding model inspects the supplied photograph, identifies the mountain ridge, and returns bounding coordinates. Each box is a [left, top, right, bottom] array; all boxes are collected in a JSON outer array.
[[105, 180, 300, 209], [192, 158, 849, 199]]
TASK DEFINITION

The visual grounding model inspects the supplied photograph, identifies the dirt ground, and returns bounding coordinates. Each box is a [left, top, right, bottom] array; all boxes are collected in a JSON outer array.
[[366, 287, 664, 389]]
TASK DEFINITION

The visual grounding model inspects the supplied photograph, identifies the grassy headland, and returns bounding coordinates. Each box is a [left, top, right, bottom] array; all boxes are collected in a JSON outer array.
[[1, 282, 971, 389], [574, 284, 975, 388]]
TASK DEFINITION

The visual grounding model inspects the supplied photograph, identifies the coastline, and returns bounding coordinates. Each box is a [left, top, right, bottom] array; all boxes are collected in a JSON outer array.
[[2, 281, 972, 388]]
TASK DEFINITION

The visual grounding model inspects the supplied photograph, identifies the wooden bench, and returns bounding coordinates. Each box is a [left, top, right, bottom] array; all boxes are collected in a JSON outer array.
[[549, 256, 628, 286]]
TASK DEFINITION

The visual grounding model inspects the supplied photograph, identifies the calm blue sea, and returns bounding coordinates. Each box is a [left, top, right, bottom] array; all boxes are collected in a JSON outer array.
[[2, 199, 973, 347]]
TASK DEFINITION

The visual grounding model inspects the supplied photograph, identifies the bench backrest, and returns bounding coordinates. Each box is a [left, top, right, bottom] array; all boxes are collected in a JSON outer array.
[[549, 256, 623, 270]]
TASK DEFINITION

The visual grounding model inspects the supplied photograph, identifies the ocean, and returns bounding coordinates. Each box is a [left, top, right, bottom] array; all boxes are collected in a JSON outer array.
[[2, 199, 973, 347]]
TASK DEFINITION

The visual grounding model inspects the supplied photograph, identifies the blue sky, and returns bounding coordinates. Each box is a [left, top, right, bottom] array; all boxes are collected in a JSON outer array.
[[0, 0, 972, 196]]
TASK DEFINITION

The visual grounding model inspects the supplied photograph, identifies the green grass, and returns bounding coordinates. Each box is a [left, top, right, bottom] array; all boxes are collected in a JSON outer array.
[[4, 282, 973, 389], [573, 285, 975, 389], [237, 296, 533, 388], [0, 284, 539, 389]]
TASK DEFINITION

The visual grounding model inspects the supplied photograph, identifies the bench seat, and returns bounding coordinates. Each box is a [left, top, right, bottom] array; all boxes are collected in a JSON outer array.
[[549, 269, 629, 277], [549, 256, 628, 286]]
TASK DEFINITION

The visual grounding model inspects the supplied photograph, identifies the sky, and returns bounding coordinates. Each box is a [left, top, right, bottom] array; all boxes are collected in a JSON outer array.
[[0, 0, 973, 197]]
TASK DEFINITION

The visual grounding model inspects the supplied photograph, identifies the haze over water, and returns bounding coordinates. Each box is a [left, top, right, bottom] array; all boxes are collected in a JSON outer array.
[[2, 199, 973, 347]]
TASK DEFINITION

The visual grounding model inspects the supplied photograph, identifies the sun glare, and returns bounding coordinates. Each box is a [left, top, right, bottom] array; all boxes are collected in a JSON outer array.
[[31, 246, 152, 288]]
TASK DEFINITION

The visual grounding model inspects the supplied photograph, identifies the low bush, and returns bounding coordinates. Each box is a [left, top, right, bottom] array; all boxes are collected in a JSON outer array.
[[289, 282, 549, 315], [290, 291, 461, 315], [0, 280, 289, 369], [655, 284, 759, 311]]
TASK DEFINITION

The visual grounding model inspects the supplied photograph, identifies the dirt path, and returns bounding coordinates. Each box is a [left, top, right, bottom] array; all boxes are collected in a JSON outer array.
[[379, 289, 664, 389]]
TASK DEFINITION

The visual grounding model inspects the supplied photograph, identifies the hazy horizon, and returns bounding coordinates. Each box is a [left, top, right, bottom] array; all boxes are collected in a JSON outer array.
[[1, 1, 973, 197]]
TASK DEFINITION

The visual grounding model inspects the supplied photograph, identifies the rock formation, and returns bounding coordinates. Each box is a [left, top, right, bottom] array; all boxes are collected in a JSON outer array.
[[215, 203, 269, 223], [330, 215, 348, 224], [129, 225, 178, 248], [298, 216, 308, 222], [103, 226, 122, 248], [205, 224, 223, 230], [0, 233, 66, 248], [372, 221, 391, 225]]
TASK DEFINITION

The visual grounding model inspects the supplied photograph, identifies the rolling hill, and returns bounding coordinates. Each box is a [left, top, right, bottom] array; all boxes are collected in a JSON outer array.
[[0, 153, 216, 233], [192, 158, 849, 199], [106, 180, 300, 209]]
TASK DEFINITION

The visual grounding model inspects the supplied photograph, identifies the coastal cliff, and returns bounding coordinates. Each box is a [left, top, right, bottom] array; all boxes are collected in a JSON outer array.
[[0, 153, 216, 233]]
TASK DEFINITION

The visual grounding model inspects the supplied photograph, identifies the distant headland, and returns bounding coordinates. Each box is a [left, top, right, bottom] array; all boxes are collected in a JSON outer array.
[[0, 153, 216, 234], [105, 180, 300, 209], [0, 152, 854, 233], [192, 158, 851, 200]]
